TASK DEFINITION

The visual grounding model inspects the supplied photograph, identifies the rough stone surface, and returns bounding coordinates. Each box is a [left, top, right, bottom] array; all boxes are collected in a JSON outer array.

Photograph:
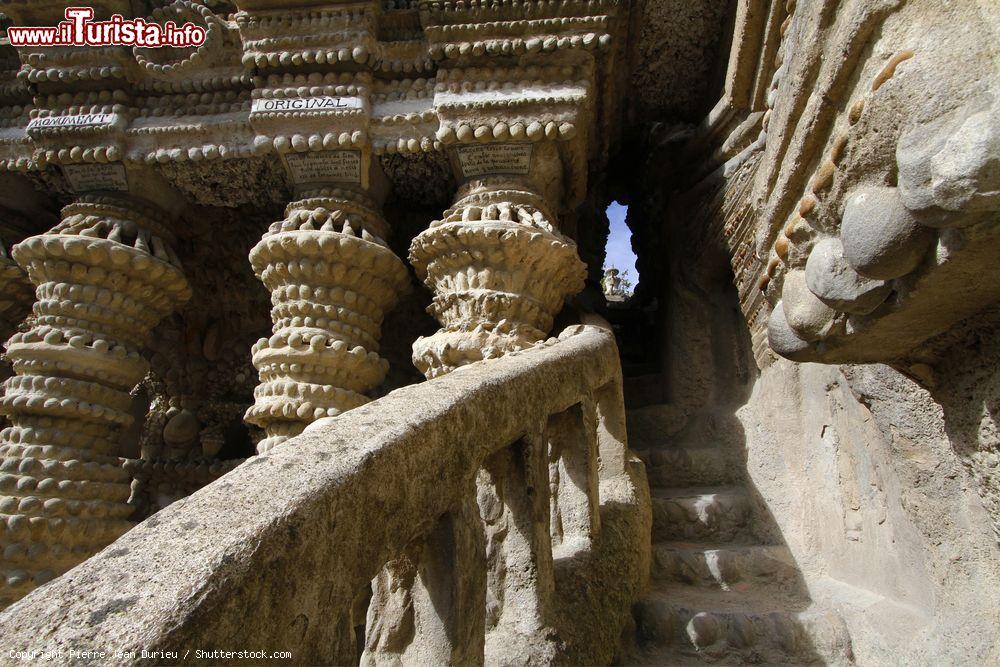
[[767, 301, 815, 361], [929, 107, 1000, 213], [898, 99, 1000, 216], [781, 269, 838, 341], [738, 359, 1000, 666], [841, 186, 934, 280], [805, 238, 892, 315], [627, 0, 734, 123]]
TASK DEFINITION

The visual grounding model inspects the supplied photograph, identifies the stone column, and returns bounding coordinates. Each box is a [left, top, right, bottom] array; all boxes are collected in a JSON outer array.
[[0, 195, 190, 608], [364, 178, 585, 663], [245, 187, 409, 454], [409, 177, 587, 378]]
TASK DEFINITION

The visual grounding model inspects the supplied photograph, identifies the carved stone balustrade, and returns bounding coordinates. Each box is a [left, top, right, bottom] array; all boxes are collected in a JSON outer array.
[[0, 324, 649, 667], [245, 188, 409, 453], [0, 195, 189, 608], [410, 178, 587, 378]]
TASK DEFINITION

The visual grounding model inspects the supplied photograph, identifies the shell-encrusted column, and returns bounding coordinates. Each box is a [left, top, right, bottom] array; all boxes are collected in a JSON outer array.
[[0, 196, 190, 608], [409, 179, 586, 378], [245, 188, 409, 454]]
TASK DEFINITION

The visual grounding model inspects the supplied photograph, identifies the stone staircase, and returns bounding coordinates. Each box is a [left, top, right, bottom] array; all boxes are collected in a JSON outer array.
[[627, 404, 855, 665]]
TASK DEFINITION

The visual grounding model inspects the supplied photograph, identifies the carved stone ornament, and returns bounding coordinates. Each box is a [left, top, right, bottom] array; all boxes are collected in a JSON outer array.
[[410, 178, 586, 378]]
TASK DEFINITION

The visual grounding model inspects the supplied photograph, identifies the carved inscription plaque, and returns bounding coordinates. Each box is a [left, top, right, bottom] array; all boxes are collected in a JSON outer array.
[[284, 151, 362, 184], [456, 143, 533, 177], [27, 113, 116, 131], [61, 163, 129, 192], [251, 97, 363, 114]]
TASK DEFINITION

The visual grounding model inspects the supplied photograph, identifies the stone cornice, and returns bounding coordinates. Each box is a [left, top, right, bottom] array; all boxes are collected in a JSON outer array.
[[0, 0, 623, 212]]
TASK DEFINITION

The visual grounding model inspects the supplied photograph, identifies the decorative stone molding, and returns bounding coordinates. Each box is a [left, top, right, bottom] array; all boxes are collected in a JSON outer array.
[[235, 1, 380, 72], [673, 0, 998, 368], [0, 194, 189, 608], [134, 1, 241, 81], [245, 188, 409, 453], [0, 0, 624, 217], [409, 178, 586, 378], [766, 81, 1000, 364], [1, 1, 137, 88]]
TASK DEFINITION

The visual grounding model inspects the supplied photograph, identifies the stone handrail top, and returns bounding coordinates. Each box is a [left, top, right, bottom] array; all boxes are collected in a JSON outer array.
[[0, 323, 621, 664]]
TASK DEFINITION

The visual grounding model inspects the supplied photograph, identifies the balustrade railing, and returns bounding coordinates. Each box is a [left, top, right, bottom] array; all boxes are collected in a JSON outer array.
[[0, 322, 649, 666]]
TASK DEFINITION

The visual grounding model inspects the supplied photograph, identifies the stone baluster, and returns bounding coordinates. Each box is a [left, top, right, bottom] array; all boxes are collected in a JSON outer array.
[[546, 401, 601, 552], [245, 188, 409, 454], [409, 177, 587, 378], [480, 430, 557, 661], [0, 195, 190, 608], [364, 486, 486, 666]]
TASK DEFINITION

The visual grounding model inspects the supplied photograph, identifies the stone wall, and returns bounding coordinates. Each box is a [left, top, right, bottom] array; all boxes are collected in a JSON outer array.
[[740, 359, 999, 664], [626, 1, 1000, 663], [642, 206, 998, 663]]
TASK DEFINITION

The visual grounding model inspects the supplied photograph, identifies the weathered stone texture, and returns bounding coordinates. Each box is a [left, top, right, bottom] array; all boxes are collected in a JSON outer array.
[[245, 189, 409, 453]]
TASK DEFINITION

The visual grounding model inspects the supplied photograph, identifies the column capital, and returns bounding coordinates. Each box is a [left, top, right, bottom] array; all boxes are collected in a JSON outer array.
[[410, 180, 585, 378]]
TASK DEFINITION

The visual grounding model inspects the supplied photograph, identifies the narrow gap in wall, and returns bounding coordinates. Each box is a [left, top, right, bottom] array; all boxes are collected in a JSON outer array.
[[601, 201, 639, 302]]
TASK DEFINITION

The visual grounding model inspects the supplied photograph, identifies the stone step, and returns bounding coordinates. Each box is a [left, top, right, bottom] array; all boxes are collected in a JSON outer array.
[[643, 446, 741, 487], [625, 648, 711, 666], [652, 487, 752, 543], [634, 584, 855, 665], [630, 645, 846, 666], [652, 542, 800, 589]]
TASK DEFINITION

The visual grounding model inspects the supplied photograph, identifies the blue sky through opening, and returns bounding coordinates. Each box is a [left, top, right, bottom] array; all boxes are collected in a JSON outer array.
[[604, 201, 638, 290]]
